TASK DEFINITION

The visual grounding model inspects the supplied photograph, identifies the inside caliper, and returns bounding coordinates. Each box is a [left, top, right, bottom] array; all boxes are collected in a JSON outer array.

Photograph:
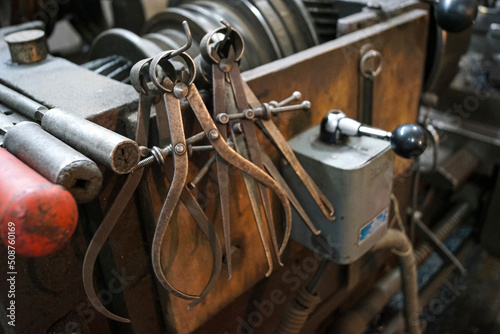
[[82, 20, 335, 323]]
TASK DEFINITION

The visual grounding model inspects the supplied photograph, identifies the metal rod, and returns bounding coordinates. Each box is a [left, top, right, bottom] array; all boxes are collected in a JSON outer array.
[[274, 91, 302, 107], [187, 154, 217, 190], [307, 259, 329, 294], [358, 125, 392, 141], [0, 83, 47, 120]]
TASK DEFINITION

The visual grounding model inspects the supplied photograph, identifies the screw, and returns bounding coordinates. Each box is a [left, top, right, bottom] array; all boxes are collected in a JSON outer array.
[[209, 129, 220, 140], [130, 131, 207, 173]]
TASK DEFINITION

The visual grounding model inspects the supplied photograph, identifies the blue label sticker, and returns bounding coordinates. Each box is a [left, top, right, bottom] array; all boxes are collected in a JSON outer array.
[[359, 208, 388, 244]]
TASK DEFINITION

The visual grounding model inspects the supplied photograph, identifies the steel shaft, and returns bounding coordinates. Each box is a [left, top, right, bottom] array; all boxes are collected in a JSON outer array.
[[0, 83, 140, 174], [42, 109, 140, 174], [4, 122, 103, 203]]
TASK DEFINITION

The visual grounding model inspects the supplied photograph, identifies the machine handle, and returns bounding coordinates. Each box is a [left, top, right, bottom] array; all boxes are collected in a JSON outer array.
[[0, 148, 78, 257], [320, 110, 427, 159]]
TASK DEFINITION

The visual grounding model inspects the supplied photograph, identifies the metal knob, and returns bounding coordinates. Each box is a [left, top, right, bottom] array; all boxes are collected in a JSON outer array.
[[389, 123, 427, 159], [319, 110, 427, 159], [434, 0, 478, 33]]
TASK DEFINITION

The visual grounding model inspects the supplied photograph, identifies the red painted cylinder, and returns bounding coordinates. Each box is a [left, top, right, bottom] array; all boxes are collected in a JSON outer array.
[[0, 148, 78, 257]]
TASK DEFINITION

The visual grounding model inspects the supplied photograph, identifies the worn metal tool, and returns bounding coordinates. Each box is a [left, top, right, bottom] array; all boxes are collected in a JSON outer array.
[[207, 35, 335, 225], [83, 34, 221, 321], [241, 85, 336, 223], [0, 113, 102, 203], [147, 40, 222, 306], [0, 83, 140, 174], [165, 22, 292, 280], [200, 21, 285, 275], [198, 21, 332, 273], [0, 148, 78, 257]]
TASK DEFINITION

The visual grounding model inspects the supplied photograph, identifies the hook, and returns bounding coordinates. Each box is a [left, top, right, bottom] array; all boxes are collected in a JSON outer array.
[[170, 21, 193, 58], [219, 19, 232, 51]]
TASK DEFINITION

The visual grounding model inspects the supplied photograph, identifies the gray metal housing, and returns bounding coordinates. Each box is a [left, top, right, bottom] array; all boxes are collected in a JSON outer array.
[[284, 124, 395, 264]]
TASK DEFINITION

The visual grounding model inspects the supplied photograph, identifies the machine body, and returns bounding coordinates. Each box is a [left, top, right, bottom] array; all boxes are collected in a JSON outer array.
[[285, 124, 394, 264]]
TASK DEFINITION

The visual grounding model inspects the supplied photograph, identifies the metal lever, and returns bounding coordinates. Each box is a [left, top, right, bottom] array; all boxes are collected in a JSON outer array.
[[320, 110, 427, 159], [269, 91, 303, 108], [359, 49, 382, 125]]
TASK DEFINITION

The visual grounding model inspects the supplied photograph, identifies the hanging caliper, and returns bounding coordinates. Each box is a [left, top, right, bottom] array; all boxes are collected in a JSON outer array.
[[197, 20, 335, 275], [143, 22, 293, 307], [82, 23, 223, 322]]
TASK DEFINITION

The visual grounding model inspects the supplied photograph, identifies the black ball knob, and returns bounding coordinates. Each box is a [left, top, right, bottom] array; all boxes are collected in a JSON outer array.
[[391, 124, 427, 159], [435, 0, 478, 33]]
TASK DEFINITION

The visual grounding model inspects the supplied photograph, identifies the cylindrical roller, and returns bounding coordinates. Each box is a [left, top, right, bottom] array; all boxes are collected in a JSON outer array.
[[4, 29, 48, 64], [4, 122, 103, 203], [41, 108, 140, 174], [0, 148, 78, 257]]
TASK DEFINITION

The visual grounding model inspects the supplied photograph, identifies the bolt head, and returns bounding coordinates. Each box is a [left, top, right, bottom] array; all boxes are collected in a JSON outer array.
[[173, 83, 189, 98], [174, 143, 186, 155], [244, 110, 255, 119], [232, 122, 243, 134], [218, 114, 229, 124], [209, 129, 220, 140]]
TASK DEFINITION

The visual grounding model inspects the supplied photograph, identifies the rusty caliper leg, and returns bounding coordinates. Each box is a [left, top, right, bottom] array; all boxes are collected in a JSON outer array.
[[82, 58, 153, 323], [147, 32, 223, 306], [212, 63, 234, 279], [186, 83, 293, 275]]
